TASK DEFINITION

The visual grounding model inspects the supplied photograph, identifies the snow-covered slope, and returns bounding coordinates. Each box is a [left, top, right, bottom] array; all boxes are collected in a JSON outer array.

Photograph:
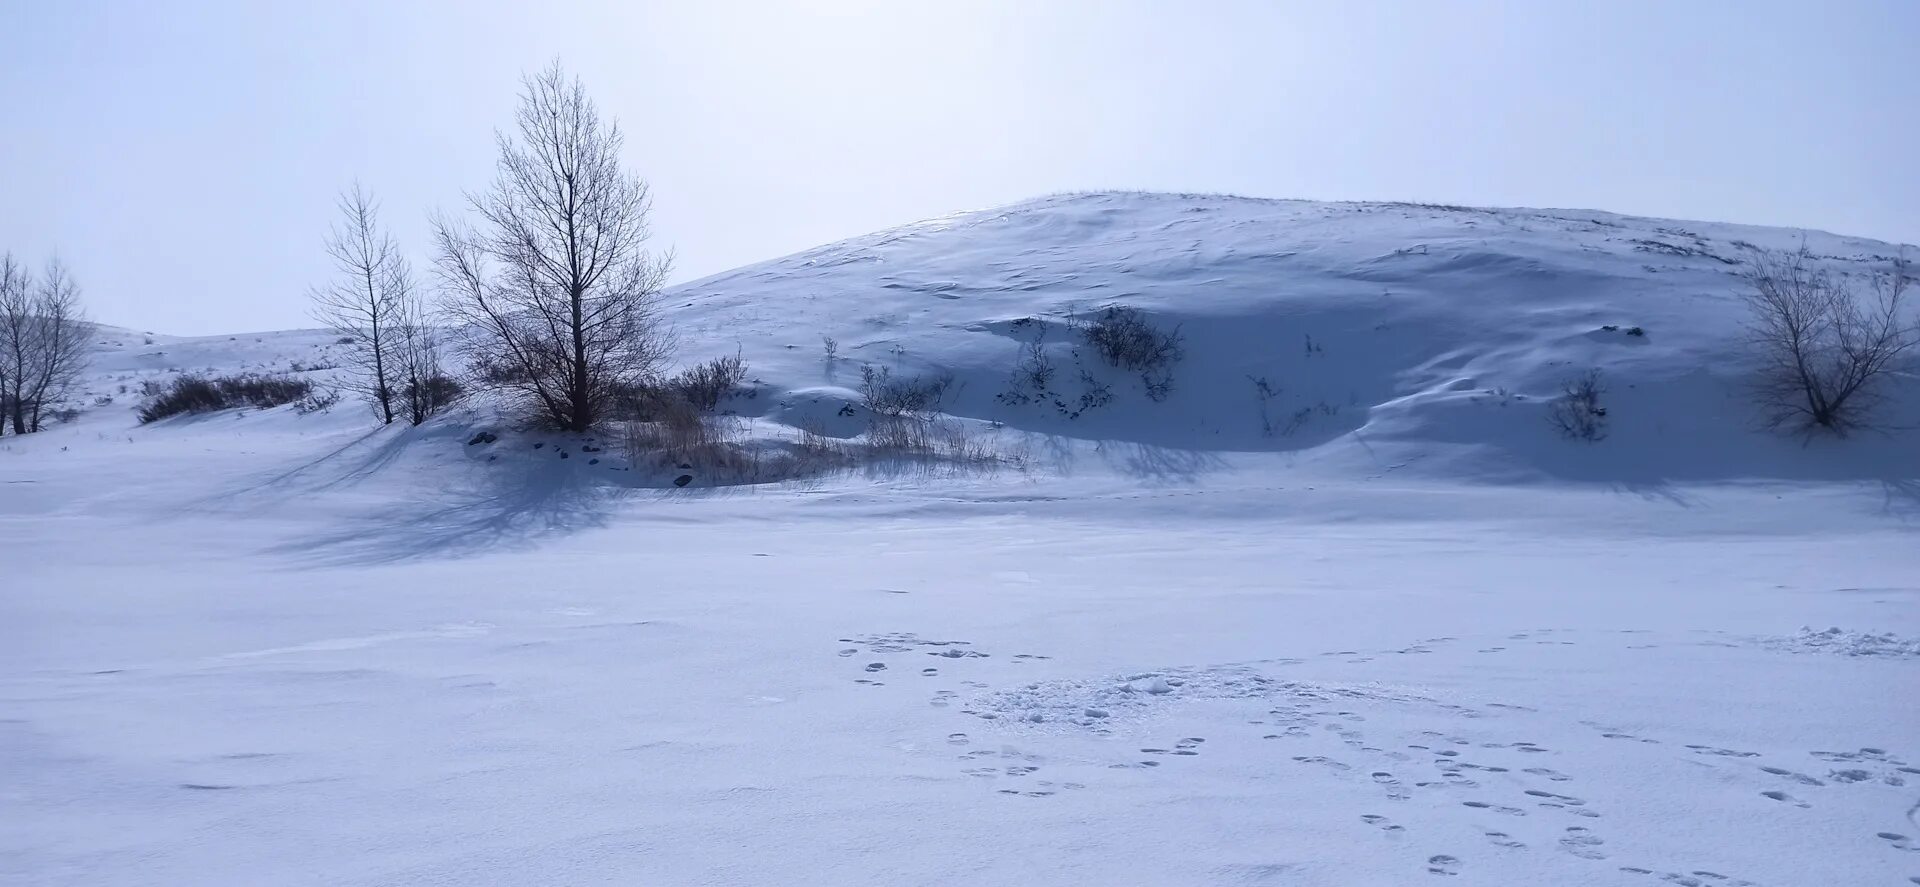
[[3, 194, 1917, 887]]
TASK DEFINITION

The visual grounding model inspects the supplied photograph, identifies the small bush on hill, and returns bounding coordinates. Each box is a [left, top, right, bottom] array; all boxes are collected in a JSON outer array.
[[293, 387, 342, 415], [1074, 305, 1184, 401], [671, 353, 748, 412], [1078, 306, 1183, 371], [403, 374, 464, 423], [1548, 370, 1608, 442], [859, 364, 952, 451]]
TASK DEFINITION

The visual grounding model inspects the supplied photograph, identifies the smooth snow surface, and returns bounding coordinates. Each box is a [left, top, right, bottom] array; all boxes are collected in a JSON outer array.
[[4, 193, 1918, 886]]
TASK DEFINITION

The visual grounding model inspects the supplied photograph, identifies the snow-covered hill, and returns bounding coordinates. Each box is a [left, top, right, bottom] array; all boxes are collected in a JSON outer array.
[[3, 194, 1917, 887], [665, 191, 1916, 483]]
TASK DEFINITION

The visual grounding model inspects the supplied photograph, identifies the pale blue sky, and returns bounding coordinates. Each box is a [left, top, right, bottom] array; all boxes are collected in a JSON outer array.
[[2, 0, 1915, 334]]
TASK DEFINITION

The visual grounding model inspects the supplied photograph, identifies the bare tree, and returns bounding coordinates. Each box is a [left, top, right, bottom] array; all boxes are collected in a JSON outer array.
[[433, 61, 673, 433], [311, 184, 409, 424], [0, 254, 27, 436], [1741, 245, 1916, 435], [0, 255, 93, 433], [392, 281, 458, 425]]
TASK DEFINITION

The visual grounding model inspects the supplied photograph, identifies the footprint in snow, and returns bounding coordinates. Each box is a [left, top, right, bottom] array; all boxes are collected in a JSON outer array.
[[1523, 767, 1572, 782], [1360, 814, 1405, 834], [1426, 854, 1461, 876], [1293, 755, 1351, 772], [1759, 790, 1809, 807], [1880, 832, 1918, 852]]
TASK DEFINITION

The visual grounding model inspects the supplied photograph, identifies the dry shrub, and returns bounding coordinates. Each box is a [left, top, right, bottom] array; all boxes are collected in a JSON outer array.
[[138, 373, 314, 423], [671, 353, 747, 412]]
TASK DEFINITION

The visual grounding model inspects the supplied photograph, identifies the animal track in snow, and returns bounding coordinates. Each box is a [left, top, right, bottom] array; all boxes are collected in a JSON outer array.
[[1142, 738, 1205, 757], [1758, 766, 1823, 786], [1523, 767, 1571, 781], [1463, 800, 1526, 816], [1557, 826, 1606, 860], [1812, 747, 1899, 763], [1426, 854, 1461, 876], [1685, 744, 1759, 758], [1360, 814, 1405, 834], [1484, 702, 1535, 712], [1293, 755, 1352, 772], [1482, 830, 1525, 849], [1525, 789, 1588, 806], [1584, 721, 1660, 744], [1371, 771, 1409, 801], [1880, 832, 1918, 852], [1602, 732, 1660, 744], [1618, 868, 1758, 887], [1760, 790, 1809, 808], [842, 632, 978, 655]]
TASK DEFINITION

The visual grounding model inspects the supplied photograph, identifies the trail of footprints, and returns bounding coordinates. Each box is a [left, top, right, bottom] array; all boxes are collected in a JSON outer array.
[[839, 631, 1918, 878]]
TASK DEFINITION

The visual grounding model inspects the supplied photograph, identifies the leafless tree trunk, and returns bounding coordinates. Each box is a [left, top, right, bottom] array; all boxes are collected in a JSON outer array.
[[311, 184, 409, 424], [0, 255, 93, 433], [433, 61, 673, 433], [1741, 245, 1916, 435]]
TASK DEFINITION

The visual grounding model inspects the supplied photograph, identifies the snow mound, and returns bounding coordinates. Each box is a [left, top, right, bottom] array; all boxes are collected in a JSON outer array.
[[1761, 627, 1920, 658]]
